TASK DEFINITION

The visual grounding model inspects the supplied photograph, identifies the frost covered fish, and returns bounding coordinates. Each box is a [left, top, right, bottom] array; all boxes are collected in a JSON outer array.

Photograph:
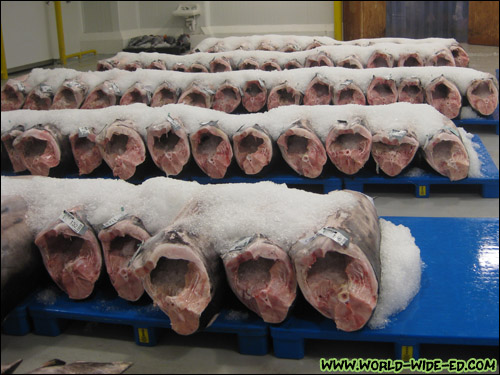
[[1, 196, 44, 321], [397, 77, 425, 104], [267, 81, 302, 110], [34, 207, 102, 300], [23, 84, 54, 111], [466, 78, 499, 116], [366, 51, 394, 68], [222, 234, 296, 323], [423, 120, 469, 181], [1, 125, 27, 172], [425, 76, 462, 119], [212, 80, 241, 113], [119, 82, 152, 106], [242, 79, 267, 112], [178, 82, 213, 108], [304, 74, 333, 106], [96, 119, 146, 180], [190, 121, 233, 179], [325, 118, 372, 175], [1, 75, 31, 111], [371, 129, 419, 177], [290, 190, 380, 332], [146, 116, 191, 176], [366, 76, 398, 105], [277, 119, 327, 178], [333, 80, 366, 106], [26, 359, 132, 374], [81, 80, 121, 110], [129, 200, 225, 335], [50, 79, 89, 110], [68, 128, 103, 175], [151, 81, 180, 107], [12, 123, 70, 176], [98, 214, 150, 301], [232, 124, 274, 175]]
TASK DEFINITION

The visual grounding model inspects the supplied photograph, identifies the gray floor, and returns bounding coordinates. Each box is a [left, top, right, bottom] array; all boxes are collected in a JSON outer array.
[[1, 43, 499, 374]]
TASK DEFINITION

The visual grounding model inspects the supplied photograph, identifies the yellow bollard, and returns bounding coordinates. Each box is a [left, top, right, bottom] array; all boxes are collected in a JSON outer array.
[[334, 1, 343, 41], [54, 1, 67, 65], [1, 26, 8, 79]]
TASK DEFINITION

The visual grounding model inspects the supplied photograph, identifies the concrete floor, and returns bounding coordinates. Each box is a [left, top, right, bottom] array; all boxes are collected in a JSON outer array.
[[1, 43, 499, 373]]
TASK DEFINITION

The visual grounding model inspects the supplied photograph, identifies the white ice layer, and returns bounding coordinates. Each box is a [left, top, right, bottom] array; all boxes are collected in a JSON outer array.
[[107, 41, 461, 70], [1, 176, 422, 329], [193, 34, 461, 52], [1, 102, 483, 177], [369, 219, 423, 329], [15, 66, 497, 99]]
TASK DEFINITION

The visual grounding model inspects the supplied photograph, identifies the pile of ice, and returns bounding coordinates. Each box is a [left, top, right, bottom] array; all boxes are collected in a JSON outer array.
[[1, 175, 422, 329]]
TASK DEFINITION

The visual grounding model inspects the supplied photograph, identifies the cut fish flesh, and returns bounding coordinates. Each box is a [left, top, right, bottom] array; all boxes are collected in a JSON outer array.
[[120, 82, 152, 106], [337, 55, 363, 69], [151, 81, 180, 107], [98, 215, 150, 301], [371, 129, 419, 176], [178, 83, 213, 109], [333, 81, 366, 106], [277, 119, 327, 178], [397, 77, 425, 104], [81, 81, 121, 110], [242, 79, 268, 112], [267, 82, 302, 110], [69, 128, 103, 175], [23, 83, 54, 110], [397, 53, 424, 67], [232, 124, 274, 175], [222, 235, 296, 323], [51, 79, 89, 110], [34, 207, 102, 300], [325, 118, 372, 175], [466, 79, 499, 116], [1, 74, 31, 111], [212, 81, 241, 113], [304, 74, 333, 106], [425, 76, 462, 119], [426, 49, 455, 67], [367, 51, 394, 68], [146, 116, 191, 176], [366, 76, 398, 105], [96, 119, 146, 180], [289, 190, 380, 332], [1, 125, 27, 172]]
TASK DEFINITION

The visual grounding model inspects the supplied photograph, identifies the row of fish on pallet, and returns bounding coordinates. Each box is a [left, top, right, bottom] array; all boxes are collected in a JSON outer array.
[[2, 176, 422, 337], [97, 41, 470, 73], [1, 66, 497, 119], [1, 103, 480, 181]]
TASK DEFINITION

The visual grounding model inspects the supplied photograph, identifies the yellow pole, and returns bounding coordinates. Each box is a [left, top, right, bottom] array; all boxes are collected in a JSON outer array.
[[54, 0, 67, 65], [1, 25, 7, 79], [334, 1, 343, 41]]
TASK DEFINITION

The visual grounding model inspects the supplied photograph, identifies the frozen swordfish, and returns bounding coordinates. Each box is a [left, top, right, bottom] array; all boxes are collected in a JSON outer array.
[[289, 190, 380, 332]]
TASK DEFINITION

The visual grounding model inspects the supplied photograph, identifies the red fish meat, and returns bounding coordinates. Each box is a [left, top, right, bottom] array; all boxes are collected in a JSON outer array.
[[337, 55, 364, 69], [96, 119, 146, 180], [367, 51, 394, 68], [242, 79, 268, 112], [50, 79, 89, 110], [371, 129, 419, 176], [425, 76, 462, 119], [81, 81, 121, 110], [69, 127, 103, 175], [1, 125, 27, 172], [305, 52, 334, 67], [151, 81, 180, 107], [23, 83, 54, 110], [209, 57, 233, 73], [212, 81, 241, 113], [366, 76, 398, 105], [34, 207, 102, 300], [1, 75, 30, 111], [304, 74, 333, 106], [466, 78, 499, 116], [178, 83, 213, 109], [397, 77, 425, 104], [232, 124, 274, 175], [333, 81, 366, 106], [325, 118, 372, 175], [222, 235, 296, 323], [190, 121, 233, 179], [98, 214, 150, 301], [277, 119, 327, 178], [267, 82, 302, 110], [289, 190, 380, 332], [146, 116, 191, 176]]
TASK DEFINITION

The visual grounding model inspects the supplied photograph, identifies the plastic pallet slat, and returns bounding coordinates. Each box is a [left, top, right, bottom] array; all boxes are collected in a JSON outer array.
[[270, 217, 499, 360], [26, 288, 268, 355], [344, 135, 499, 198]]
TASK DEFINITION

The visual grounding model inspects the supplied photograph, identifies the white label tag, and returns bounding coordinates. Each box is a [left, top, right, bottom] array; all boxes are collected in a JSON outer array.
[[167, 114, 182, 131], [200, 120, 219, 127], [102, 212, 127, 229], [16, 82, 26, 93], [109, 82, 121, 95], [318, 227, 349, 247], [59, 210, 87, 235], [228, 236, 255, 252], [78, 127, 91, 138], [39, 83, 53, 94], [390, 129, 407, 140]]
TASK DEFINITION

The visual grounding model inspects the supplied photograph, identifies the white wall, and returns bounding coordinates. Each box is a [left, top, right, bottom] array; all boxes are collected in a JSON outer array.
[[3, 1, 334, 69]]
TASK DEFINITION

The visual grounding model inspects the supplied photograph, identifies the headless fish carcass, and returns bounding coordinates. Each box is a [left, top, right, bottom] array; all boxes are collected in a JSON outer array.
[[289, 190, 380, 332]]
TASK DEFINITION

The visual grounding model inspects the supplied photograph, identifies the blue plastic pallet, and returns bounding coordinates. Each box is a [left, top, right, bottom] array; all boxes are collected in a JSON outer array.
[[1, 291, 36, 336], [270, 216, 499, 360], [25, 287, 268, 355], [344, 135, 499, 198]]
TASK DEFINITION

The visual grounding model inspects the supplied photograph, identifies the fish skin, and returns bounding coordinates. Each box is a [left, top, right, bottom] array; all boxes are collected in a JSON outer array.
[[34, 207, 102, 300], [26, 359, 132, 374], [129, 201, 225, 335], [289, 190, 380, 332], [1, 196, 44, 321], [222, 234, 297, 323]]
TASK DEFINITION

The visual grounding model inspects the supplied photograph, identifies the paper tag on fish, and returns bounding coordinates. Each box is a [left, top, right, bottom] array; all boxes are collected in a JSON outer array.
[[78, 127, 91, 138], [109, 82, 121, 95], [200, 120, 219, 127], [16, 82, 26, 94], [340, 80, 353, 87], [442, 127, 459, 137], [39, 83, 53, 94], [167, 114, 182, 131], [59, 210, 87, 235], [102, 211, 127, 229], [318, 227, 349, 247], [390, 129, 407, 140], [65, 80, 83, 90], [228, 236, 255, 253]]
